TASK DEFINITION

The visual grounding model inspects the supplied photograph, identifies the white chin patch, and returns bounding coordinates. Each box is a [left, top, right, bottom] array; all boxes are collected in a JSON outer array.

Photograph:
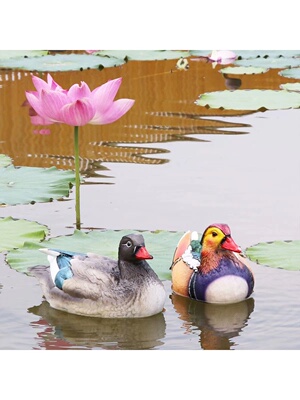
[[205, 275, 249, 304]]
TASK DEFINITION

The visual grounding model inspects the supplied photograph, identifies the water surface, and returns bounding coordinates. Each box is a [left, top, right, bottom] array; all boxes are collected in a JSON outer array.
[[0, 54, 299, 349]]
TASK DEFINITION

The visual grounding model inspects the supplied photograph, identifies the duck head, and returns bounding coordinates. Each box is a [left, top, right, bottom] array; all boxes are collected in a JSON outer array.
[[118, 234, 153, 263], [200, 223, 242, 253]]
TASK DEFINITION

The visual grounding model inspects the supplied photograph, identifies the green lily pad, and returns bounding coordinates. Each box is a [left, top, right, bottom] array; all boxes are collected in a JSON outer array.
[[0, 165, 76, 205], [280, 82, 300, 92], [235, 57, 300, 69], [235, 50, 300, 59], [279, 68, 300, 79], [0, 54, 125, 71], [0, 217, 48, 252], [96, 50, 191, 61], [6, 229, 184, 280], [0, 154, 12, 167], [246, 240, 300, 270], [0, 50, 48, 60], [219, 66, 268, 75], [187, 50, 210, 57], [195, 89, 300, 111]]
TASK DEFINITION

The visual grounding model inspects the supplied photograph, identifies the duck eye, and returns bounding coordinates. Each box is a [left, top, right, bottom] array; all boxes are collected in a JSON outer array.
[[126, 241, 132, 247], [212, 231, 218, 237]]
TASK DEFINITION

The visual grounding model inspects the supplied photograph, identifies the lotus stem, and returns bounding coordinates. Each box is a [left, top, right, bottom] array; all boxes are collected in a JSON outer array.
[[74, 125, 81, 230]]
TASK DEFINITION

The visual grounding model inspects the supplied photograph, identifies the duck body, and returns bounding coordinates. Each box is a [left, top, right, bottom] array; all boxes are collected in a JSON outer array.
[[29, 234, 166, 318], [171, 224, 254, 304]]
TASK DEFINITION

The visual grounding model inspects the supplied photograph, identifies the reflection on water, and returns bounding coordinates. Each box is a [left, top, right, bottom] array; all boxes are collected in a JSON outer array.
[[0, 57, 265, 178], [170, 293, 255, 350], [28, 300, 166, 350]]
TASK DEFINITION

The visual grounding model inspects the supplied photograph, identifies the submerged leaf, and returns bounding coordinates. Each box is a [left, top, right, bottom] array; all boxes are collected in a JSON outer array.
[[0, 217, 48, 252], [195, 89, 300, 111], [246, 240, 300, 271], [0, 165, 76, 205], [6, 229, 184, 280]]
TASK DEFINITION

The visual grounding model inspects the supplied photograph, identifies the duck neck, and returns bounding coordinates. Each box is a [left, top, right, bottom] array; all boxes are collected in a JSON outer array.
[[118, 259, 152, 281], [200, 246, 223, 273]]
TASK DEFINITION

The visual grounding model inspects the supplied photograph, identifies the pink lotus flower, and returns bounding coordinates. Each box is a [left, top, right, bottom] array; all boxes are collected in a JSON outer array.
[[25, 73, 135, 127], [25, 73, 135, 230], [208, 50, 237, 64]]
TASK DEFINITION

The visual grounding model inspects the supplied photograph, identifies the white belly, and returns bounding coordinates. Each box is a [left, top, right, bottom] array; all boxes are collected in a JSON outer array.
[[205, 275, 249, 304]]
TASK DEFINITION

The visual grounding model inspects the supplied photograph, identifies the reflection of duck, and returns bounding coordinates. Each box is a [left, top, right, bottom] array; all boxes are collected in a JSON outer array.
[[29, 234, 166, 318], [171, 292, 255, 349], [170, 224, 255, 304], [28, 300, 166, 350]]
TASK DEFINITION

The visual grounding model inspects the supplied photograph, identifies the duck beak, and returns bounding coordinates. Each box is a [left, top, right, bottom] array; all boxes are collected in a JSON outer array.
[[135, 246, 153, 260], [221, 236, 242, 253]]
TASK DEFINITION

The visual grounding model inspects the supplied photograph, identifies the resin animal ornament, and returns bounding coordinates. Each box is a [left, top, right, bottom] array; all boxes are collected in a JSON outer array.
[[170, 224, 254, 304], [29, 234, 166, 318]]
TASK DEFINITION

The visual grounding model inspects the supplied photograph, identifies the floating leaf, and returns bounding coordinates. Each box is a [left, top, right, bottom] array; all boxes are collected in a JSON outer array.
[[0, 154, 12, 167], [219, 66, 268, 75], [235, 50, 300, 59], [187, 50, 210, 57], [0, 217, 48, 252], [246, 240, 300, 271], [0, 54, 124, 71], [96, 50, 191, 61], [280, 82, 300, 92], [0, 165, 76, 205], [195, 89, 300, 111], [6, 229, 185, 280], [235, 57, 300, 69], [279, 68, 300, 79], [0, 50, 48, 60]]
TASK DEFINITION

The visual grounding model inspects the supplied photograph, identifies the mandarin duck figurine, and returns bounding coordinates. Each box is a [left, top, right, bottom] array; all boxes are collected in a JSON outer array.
[[29, 234, 166, 318], [170, 224, 254, 304]]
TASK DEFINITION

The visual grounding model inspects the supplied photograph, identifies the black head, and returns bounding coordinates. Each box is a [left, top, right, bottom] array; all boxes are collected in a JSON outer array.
[[118, 234, 153, 263]]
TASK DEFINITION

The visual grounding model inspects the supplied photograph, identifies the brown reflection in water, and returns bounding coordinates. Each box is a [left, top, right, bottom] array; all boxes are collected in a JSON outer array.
[[0, 56, 291, 176], [28, 300, 166, 350], [171, 293, 254, 350]]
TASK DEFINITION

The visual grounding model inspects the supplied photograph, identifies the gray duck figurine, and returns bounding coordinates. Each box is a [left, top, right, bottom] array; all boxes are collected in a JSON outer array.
[[29, 234, 166, 318]]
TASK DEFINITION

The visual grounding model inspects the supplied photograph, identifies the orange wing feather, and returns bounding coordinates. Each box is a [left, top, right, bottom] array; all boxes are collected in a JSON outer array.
[[172, 231, 192, 263]]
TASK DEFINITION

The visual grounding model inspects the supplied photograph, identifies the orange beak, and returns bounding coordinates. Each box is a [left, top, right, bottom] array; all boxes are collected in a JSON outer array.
[[221, 236, 242, 253], [135, 246, 153, 260]]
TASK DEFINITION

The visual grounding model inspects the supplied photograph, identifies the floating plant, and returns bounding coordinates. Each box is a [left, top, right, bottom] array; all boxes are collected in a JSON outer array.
[[195, 89, 300, 111], [0, 164, 76, 205], [6, 229, 185, 280], [0, 217, 48, 252], [246, 240, 300, 271], [0, 53, 124, 71]]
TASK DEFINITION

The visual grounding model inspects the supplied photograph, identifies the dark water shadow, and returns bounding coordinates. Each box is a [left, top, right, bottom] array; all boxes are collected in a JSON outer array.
[[170, 293, 255, 350], [28, 300, 166, 350]]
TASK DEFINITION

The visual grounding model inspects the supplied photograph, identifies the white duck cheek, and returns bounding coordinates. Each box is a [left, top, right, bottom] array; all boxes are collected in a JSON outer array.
[[205, 275, 249, 304]]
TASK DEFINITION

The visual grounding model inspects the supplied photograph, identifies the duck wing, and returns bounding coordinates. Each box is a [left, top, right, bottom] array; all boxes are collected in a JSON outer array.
[[60, 253, 120, 300], [171, 231, 202, 271]]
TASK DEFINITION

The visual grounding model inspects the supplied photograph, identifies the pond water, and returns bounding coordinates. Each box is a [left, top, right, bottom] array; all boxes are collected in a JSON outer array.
[[0, 52, 300, 350]]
